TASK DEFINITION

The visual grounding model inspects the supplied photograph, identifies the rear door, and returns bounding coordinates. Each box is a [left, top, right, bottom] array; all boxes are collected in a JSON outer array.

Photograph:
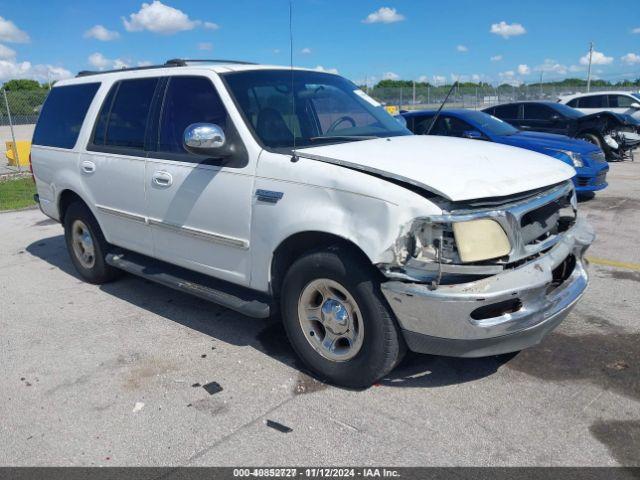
[[521, 104, 565, 134], [144, 75, 255, 286], [80, 77, 160, 254]]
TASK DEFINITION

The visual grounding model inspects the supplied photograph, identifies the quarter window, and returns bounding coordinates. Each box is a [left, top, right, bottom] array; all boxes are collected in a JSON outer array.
[[32, 83, 100, 149], [158, 76, 228, 153]]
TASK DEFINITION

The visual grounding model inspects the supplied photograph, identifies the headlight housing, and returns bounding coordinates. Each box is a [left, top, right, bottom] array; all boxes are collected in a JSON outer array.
[[395, 218, 511, 266], [546, 148, 584, 168]]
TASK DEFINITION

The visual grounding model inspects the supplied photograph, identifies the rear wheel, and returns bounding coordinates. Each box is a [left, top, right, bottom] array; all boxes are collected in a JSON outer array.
[[280, 246, 405, 388], [63, 202, 120, 284]]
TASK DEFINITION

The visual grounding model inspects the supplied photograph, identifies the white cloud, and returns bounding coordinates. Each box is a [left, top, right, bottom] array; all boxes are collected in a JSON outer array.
[[517, 64, 531, 75], [632, 27, 640, 34], [621, 52, 640, 65], [123, 1, 218, 35], [456, 45, 468, 52], [0, 16, 29, 43], [273, 48, 281, 54], [301, 47, 312, 54], [0, 44, 16, 59], [362, 7, 405, 24], [432, 75, 446, 86], [498, 70, 522, 86], [490, 21, 526, 39], [490, 55, 503, 62], [88, 52, 130, 70], [84, 25, 120, 41], [569, 64, 584, 72], [0, 60, 71, 82], [535, 59, 568, 75], [382, 71, 400, 80], [137, 60, 153, 67], [417, 75, 429, 83], [198, 42, 213, 51], [579, 49, 613, 66], [314, 65, 339, 74]]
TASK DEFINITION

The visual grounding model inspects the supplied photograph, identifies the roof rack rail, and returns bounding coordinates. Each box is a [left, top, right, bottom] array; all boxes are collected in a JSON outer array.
[[76, 58, 255, 77], [164, 58, 257, 66]]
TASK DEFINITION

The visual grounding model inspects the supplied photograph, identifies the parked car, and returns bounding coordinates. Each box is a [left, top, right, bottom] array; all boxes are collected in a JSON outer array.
[[30, 60, 593, 387], [558, 91, 640, 120], [402, 109, 609, 194], [483, 101, 640, 161]]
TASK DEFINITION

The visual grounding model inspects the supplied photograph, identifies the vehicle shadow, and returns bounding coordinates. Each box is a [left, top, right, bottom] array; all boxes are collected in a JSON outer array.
[[26, 234, 513, 390]]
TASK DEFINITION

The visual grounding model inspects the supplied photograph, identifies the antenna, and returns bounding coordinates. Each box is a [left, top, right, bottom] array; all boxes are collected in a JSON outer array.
[[289, 0, 298, 162], [425, 80, 458, 135]]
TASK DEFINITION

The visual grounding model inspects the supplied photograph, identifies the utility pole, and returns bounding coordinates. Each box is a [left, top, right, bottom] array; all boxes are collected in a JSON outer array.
[[412, 80, 416, 105], [586, 41, 594, 92], [539, 71, 543, 98]]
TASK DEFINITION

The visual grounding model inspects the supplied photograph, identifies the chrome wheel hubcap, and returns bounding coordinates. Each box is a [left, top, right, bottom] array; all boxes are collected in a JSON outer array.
[[71, 220, 95, 269], [298, 279, 364, 362]]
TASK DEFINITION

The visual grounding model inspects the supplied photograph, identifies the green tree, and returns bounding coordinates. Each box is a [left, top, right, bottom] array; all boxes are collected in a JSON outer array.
[[1, 79, 43, 91]]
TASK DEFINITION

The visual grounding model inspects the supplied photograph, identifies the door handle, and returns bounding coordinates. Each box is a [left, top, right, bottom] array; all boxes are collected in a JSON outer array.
[[152, 171, 173, 187], [81, 160, 96, 174]]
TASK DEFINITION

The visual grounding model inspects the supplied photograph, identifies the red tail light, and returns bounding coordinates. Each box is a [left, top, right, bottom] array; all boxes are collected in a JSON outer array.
[[28, 152, 34, 182]]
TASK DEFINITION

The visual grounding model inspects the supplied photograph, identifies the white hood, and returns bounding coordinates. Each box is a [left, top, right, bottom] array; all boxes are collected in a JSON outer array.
[[297, 135, 575, 202]]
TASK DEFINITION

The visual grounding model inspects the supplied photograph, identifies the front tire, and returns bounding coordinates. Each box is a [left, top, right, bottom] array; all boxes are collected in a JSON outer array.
[[578, 133, 603, 150], [63, 202, 120, 284], [280, 246, 405, 388]]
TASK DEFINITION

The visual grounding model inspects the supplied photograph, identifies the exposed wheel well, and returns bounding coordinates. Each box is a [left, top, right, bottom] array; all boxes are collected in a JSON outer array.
[[58, 190, 86, 223], [270, 231, 379, 299]]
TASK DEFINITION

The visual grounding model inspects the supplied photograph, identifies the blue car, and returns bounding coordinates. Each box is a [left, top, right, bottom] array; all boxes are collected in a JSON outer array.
[[402, 109, 609, 194]]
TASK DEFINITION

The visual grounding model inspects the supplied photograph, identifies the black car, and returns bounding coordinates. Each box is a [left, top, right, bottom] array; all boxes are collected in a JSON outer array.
[[483, 101, 640, 160]]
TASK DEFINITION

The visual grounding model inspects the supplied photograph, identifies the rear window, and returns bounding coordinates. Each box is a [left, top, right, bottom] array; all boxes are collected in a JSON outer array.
[[32, 83, 100, 149]]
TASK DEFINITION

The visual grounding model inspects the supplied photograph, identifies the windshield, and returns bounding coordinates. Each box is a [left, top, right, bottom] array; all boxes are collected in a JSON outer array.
[[223, 70, 411, 149], [551, 102, 584, 119], [460, 110, 519, 136]]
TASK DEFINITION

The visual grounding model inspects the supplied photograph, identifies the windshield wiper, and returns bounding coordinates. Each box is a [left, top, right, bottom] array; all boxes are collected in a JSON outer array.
[[309, 135, 378, 142]]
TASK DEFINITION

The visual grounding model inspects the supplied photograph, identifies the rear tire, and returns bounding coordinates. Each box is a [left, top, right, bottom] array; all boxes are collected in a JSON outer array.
[[280, 246, 405, 388], [63, 202, 120, 284]]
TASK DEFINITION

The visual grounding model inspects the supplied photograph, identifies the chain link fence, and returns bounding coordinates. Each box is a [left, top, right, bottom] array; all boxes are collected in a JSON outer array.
[[366, 84, 640, 111], [0, 88, 49, 175]]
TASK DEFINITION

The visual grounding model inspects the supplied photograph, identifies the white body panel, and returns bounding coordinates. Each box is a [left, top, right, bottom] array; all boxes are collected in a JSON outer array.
[[559, 91, 640, 120], [32, 63, 575, 295]]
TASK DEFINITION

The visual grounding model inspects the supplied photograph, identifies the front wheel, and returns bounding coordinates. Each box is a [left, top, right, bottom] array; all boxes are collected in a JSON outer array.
[[577, 133, 603, 150], [280, 247, 405, 388]]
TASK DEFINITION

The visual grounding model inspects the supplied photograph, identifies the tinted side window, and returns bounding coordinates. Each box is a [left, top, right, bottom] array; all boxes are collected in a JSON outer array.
[[96, 78, 159, 149], [566, 99, 578, 108], [159, 76, 228, 153], [32, 83, 100, 149], [441, 116, 474, 136], [92, 84, 118, 145], [412, 115, 435, 135], [493, 104, 518, 119], [523, 104, 555, 120], [609, 95, 634, 108], [578, 95, 605, 108]]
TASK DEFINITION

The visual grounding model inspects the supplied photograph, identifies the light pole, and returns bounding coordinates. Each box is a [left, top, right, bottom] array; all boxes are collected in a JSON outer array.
[[586, 42, 594, 92]]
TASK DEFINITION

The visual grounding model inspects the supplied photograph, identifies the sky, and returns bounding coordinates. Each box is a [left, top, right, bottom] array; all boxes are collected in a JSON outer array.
[[0, 0, 639, 86]]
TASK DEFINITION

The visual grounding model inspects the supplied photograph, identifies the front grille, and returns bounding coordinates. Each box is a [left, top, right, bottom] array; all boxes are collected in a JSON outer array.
[[589, 151, 607, 163], [577, 177, 590, 187], [519, 192, 574, 246]]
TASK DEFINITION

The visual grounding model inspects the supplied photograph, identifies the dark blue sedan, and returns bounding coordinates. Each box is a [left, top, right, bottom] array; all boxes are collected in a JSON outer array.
[[402, 109, 609, 194]]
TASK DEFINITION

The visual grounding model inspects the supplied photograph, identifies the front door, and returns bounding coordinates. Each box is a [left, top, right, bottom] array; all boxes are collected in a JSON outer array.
[[145, 75, 255, 287]]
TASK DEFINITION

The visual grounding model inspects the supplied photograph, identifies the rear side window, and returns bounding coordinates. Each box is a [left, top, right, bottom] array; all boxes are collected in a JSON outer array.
[[159, 76, 228, 153], [608, 95, 634, 108], [577, 95, 605, 108], [93, 78, 159, 150], [493, 104, 518, 119], [32, 83, 100, 149]]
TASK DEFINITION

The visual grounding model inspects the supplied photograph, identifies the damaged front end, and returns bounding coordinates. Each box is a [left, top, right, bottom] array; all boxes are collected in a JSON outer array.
[[378, 180, 595, 357]]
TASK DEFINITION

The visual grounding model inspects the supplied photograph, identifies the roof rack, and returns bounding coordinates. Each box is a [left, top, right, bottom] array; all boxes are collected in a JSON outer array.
[[76, 58, 255, 78]]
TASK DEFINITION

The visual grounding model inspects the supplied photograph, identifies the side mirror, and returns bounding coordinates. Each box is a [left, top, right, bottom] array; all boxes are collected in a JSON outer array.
[[462, 130, 483, 140], [630, 102, 640, 109], [183, 123, 227, 157]]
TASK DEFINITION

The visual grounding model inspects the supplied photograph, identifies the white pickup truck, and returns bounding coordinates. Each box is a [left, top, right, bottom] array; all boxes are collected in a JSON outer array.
[[30, 60, 594, 387]]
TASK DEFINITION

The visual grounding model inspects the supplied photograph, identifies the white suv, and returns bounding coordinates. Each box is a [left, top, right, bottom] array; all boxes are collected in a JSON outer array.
[[559, 91, 640, 119], [31, 59, 593, 387]]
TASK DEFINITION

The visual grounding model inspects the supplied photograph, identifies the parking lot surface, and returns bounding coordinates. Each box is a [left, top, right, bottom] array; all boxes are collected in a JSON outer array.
[[1, 162, 639, 467]]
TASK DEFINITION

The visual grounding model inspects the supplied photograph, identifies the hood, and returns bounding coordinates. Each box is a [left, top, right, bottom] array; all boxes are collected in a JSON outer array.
[[296, 135, 575, 202], [496, 131, 600, 155]]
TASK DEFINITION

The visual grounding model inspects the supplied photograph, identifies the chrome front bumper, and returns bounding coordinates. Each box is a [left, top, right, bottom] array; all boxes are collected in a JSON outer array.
[[381, 218, 594, 357]]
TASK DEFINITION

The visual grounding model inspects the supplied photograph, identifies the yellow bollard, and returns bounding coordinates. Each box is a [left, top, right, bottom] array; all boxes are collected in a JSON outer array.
[[5, 140, 31, 166]]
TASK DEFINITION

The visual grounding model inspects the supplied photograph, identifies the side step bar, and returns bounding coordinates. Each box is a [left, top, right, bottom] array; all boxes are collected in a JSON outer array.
[[106, 252, 271, 318]]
